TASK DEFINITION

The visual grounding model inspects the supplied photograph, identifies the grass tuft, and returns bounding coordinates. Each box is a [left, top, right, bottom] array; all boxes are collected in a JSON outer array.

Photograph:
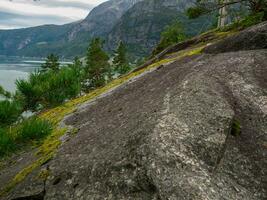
[[18, 118, 53, 142], [0, 100, 22, 126], [0, 128, 16, 157]]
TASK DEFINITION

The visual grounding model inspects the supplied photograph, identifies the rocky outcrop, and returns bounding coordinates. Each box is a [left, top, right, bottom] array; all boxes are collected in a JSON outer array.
[[67, 0, 142, 40], [1, 23, 267, 200], [204, 22, 267, 53]]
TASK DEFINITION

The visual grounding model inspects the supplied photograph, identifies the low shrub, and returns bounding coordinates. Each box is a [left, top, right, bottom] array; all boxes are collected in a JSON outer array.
[[220, 12, 265, 32], [0, 118, 53, 157], [0, 128, 16, 157], [0, 85, 11, 99], [231, 119, 241, 137], [16, 66, 82, 110], [0, 100, 22, 126], [152, 20, 187, 56], [18, 118, 53, 141]]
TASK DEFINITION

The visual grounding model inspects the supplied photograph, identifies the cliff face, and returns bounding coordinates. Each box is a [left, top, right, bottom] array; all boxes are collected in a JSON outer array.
[[1, 22, 267, 200], [107, 0, 215, 58], [67, 0, 143, 40]]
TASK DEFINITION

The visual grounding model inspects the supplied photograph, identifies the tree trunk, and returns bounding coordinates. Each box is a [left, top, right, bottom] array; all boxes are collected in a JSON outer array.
[[218, 0, 229, 27]]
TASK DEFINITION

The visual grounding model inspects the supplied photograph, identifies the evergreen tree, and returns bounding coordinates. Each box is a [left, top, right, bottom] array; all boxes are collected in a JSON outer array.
[[41, 54, 60, 72], [152, 20, 187, 55], [71, 57, 83, 95], [113, 41, 130, 75], [0, 85, 11, 99], [85, 38, 110, 89]]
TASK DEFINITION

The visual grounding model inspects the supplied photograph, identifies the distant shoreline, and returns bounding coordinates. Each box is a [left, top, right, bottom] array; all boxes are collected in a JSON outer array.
[[0, 59, 72, 93], [0, 55, 72, 63]]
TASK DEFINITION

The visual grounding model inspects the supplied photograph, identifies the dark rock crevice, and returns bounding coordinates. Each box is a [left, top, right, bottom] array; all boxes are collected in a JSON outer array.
[[10, 192, 45, 200]]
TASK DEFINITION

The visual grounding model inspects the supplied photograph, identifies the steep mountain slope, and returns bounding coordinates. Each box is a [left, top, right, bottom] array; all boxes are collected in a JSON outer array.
[[0, 0, 214, 59], [0, 22, 266, 200], [0, 23, 76, 57], [0, 0, 141, 58], [68, 0, 142, 40], [107, 0, 215, 58]]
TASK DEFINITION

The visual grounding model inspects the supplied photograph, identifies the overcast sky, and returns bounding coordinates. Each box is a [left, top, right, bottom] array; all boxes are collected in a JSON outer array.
[[0, 0, 107, 30]]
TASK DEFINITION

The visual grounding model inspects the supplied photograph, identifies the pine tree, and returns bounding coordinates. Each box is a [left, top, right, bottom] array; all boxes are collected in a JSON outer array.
[[41, 54, 60, 72], [85, 38, 110, 89], [0, 85, 11, 99], [113, 41, 130, 75], [152, 21, 186, 55], [71, 57, 83, 95]]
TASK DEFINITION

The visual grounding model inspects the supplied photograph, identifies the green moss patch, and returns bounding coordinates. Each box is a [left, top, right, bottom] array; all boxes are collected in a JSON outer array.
[[231, 119, 241, 137]]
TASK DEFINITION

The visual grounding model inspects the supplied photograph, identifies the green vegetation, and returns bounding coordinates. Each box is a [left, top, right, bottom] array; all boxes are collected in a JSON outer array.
[[16, 66, 82, 110], [220, 12, 266, 31], [152, 20, 187, 56], [0, 118, 52, 157], [113, 41, 131, 75], [18, 118, 52, 142], [0, 100, 22, 126], [231, 119, 241, 137], [0, 128, 16, 157], [85, 38, 110, 89], [0, 85, 11, 99], [187, 6, 208, 19], [41, 53, 60, 72]]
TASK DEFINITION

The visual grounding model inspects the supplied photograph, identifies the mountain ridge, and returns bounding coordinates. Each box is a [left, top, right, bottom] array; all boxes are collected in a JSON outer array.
[[0, 0, 141, 58], [0, 0, 213, 59]]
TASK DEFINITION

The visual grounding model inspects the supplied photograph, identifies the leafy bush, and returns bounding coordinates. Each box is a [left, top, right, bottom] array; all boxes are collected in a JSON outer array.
[[221, 12, 265, 32], [0, 85, 11, 99], [0, 118, 53, 157], [16, 66, 82, 110], [187, 6, 208, 19], [152, 20, 187, 56], [18, 118, 52, 141], [0, 128, 16, 157], [15, 72, 43, 110], [0, 100, 22, 126]]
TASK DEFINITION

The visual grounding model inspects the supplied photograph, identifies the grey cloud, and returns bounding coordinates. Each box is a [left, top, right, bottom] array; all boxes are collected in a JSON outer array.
[[0, 0, 107, 29], [0, 11, 77, 29]]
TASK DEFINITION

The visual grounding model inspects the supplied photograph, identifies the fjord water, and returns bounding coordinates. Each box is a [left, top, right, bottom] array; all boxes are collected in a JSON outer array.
[[0, 59, 40, 93], [0, 58, 72, 93]]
